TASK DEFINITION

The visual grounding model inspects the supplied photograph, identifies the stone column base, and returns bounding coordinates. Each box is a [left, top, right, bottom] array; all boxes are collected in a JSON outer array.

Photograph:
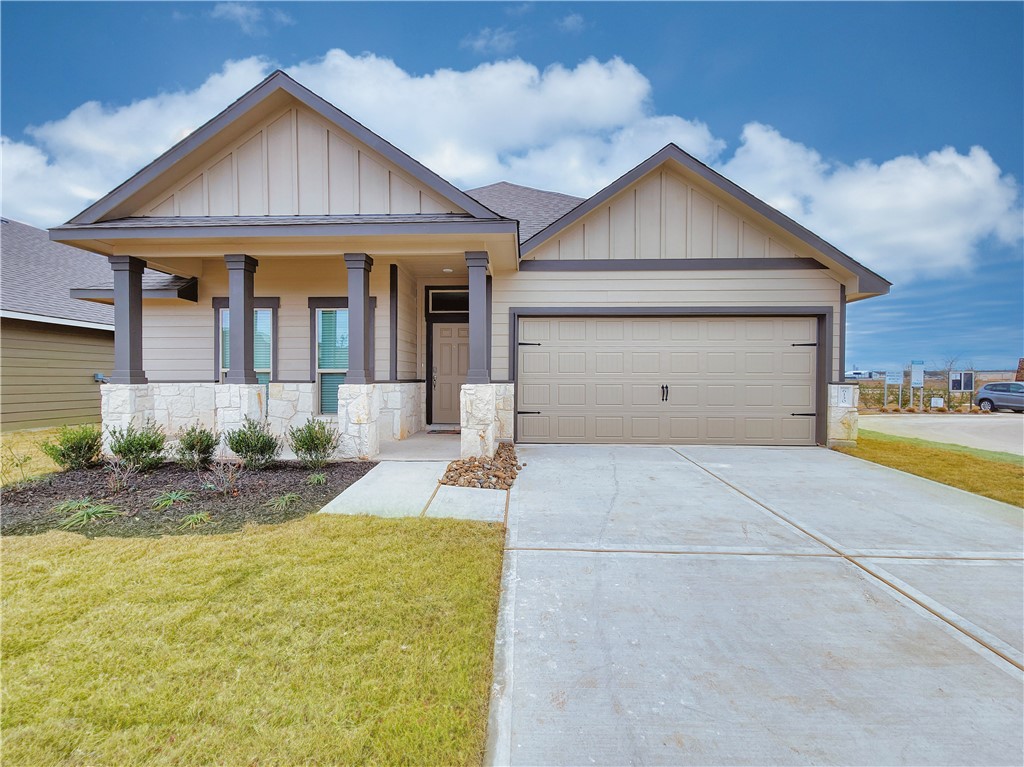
[[337, 384, 382, 460], [827, 383, 860, 447], [460, 383, 514, 458], [378, 382, 426, 442]]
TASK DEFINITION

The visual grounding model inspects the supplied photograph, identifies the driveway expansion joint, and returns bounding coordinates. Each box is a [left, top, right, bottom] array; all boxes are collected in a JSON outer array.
[[670, 447, 1024, 673]]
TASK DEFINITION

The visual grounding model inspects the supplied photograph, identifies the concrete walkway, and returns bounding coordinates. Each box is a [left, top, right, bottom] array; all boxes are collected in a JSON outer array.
[[488, 444, 1023, 766], [319, 459, 506, 523], [860, 412, 1024, 455]]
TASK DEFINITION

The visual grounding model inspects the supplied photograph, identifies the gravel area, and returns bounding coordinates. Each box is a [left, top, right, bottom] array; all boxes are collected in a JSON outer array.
[[1, 461, 375, 537], [441, 442, 523, 490]]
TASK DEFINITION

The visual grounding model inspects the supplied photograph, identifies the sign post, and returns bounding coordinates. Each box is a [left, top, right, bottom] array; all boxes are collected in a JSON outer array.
[[884, 370, 901, 408], [911, 360, 925, 410]]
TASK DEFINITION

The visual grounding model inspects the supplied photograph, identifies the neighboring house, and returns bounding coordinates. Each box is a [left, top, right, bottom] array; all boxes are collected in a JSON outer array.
[[50, 71, 889, 458], [0, 218, 116, 431]]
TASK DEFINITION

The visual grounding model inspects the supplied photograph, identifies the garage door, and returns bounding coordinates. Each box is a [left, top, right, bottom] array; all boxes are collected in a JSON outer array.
[[517, 316, 818, 445]]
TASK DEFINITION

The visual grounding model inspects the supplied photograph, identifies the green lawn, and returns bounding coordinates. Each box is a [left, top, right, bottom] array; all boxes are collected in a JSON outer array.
[[1, 427, 63, 486], [835, 429, 1024, 507], [2, 514, 506, 766]]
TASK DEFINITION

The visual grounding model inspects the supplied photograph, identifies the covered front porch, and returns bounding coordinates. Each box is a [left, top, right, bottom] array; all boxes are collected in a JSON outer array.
[[67, 241, 516, 461]]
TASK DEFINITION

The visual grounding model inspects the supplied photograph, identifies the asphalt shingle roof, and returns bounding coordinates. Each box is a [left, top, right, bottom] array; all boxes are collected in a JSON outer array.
[[465, 182, 584, 242], [1, 218, 114, 326]]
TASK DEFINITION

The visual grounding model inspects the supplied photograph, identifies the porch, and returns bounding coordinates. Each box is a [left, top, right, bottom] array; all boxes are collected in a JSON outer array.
[[79, 248, 516, 461]]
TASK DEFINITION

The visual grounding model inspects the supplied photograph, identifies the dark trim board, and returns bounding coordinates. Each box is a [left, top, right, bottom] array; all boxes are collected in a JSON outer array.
[[212, 297, 280, 382], [423, 284, 469, 425], [389, 264, 399, 381], [507, 306, 833, 446], [518, 257, 825, 272], [839, 284, 847, 377], [72, 277, 199, 303]]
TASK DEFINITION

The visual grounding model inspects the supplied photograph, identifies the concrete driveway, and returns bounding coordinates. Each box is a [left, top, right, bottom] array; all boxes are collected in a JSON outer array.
[[487, 445, 1023, 766], [860, 412, 1024, 455]]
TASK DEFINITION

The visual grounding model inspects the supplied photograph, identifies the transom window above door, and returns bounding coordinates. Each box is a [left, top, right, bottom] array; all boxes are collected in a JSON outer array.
[[428, 289, 469, 313]]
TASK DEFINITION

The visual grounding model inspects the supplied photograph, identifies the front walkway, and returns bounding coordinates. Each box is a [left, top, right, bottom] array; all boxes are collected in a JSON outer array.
[[487, 444, 1023, 766]]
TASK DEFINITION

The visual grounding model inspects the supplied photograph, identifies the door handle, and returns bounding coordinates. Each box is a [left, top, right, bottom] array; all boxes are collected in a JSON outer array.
[[432, 367, 437, 390], [661, 384, 668, 402]]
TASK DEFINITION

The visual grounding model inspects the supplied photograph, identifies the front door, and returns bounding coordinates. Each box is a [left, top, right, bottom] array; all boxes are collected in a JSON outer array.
[[432, 323, 469, 423]]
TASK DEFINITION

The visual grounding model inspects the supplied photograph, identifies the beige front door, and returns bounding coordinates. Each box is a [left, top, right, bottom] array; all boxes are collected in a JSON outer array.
[[432, 323, 469, 423], [517, 316, 818, 445]]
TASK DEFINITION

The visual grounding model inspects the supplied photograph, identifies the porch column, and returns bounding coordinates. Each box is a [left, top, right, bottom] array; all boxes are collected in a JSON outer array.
[[465, 251, 490, 384], [224, 254, 258, 384], [344, 253, 374, 384], [108, 255, 147, 384]]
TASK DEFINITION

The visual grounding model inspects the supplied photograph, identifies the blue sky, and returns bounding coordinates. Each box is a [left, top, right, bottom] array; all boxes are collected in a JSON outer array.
[[2, 1, 1021, 371]]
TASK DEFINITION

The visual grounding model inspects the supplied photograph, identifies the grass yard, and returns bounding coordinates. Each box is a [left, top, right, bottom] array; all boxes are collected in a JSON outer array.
[[835, 429, 1024, 507], [2, 514, 506, 766], [1, 427, 63, 486]]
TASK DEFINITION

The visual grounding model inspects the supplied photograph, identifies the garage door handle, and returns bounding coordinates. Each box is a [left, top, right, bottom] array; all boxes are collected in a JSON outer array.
[[517, 410, 541, 415], [791, 342, 817, 347], [661, 384, 668, 402], [518, 342, 542, 346], [790, 412, 817, 417]]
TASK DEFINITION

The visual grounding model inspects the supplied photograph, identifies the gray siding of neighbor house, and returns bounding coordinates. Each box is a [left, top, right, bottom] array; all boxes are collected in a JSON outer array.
[[1, 318, 113, 431]]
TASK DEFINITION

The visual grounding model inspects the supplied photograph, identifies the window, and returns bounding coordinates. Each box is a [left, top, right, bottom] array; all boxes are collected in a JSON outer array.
[[316, 308, 349, 413], [428, 289, 469, 313], [219, 307, 273, 385]]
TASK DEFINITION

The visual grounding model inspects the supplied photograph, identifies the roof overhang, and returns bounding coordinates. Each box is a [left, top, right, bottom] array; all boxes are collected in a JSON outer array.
[[70, 275, 198, 305], [521, 144, 892, 301], [0, 309, 114, 332]]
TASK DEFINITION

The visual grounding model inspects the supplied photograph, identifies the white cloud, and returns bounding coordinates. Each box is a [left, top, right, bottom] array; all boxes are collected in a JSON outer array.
[[1, 50, 1019, 286], [210, 2, 293, 37], [721, 123, 1023, 282], [460, 27, 517, 55], [557, 13, 585, 33]]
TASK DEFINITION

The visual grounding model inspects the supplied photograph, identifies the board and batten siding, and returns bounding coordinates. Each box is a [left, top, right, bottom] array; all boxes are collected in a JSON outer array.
[[1, 318, 113, 431], [526, 167, 811, 263], [133, 104, 463, 218], [141, 257, 391, 382], [489, 270, 843, 382]]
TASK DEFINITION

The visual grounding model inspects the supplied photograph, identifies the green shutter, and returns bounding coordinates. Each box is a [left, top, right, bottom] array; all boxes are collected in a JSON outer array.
[[318, 309, 349, 370], [319, 372, 346, 414], [254, 309, 272, 371]]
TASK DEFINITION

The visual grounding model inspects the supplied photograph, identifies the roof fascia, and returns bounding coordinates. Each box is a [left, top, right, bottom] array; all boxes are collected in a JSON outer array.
[[0, 309, 113, 331], [51, 219, 518, 241], [68, 70, 501, 225], [520, 144, 891, 296]]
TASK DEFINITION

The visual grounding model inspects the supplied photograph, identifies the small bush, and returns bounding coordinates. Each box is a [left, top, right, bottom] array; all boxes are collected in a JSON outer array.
[[39, 424, 103, 470], [225, 417, 282, 470], [108, 420, 166, 471], [176, 424, 219, 470], [201, 461, 243, 496], [287, 418, 341, 470], [105, 458, 139, 494]]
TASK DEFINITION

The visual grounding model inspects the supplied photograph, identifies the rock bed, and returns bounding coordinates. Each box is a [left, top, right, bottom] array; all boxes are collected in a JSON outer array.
[[441, 442, 523, 490]]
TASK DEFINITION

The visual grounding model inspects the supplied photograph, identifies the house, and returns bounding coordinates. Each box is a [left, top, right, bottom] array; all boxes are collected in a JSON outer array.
[[50, 71, 889, 459], [0, 218, 115, 431]]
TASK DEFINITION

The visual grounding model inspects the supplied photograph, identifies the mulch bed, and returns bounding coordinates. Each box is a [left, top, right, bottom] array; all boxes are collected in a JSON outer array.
[[1, 461, 375, 538], [441, 442, 523, 490]]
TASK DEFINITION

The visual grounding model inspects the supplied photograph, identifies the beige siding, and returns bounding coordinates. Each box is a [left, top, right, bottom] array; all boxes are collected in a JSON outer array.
[[133, 104, 465, 218], [142, 256, 393, 383], [526, 167, 811, 263], [1, 319, 113, 431], [396, 266, 418, 379], [489, 270, 843, 382]]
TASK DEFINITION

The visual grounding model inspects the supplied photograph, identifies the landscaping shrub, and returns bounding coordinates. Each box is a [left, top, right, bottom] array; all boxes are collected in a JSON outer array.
[[287, 418, 341, 469], [225, 417, 282, 470], [176, 424, 219, 470], [39, 424, 103, 470], [108, 420, 166, 471]]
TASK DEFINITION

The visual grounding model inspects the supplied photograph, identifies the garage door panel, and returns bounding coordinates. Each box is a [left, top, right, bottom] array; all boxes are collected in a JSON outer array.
[[517, 316, 817, 445]]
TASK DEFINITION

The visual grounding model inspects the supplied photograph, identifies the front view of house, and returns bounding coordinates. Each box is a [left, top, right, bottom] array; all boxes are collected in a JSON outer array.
[[51, 71, 889, 459]]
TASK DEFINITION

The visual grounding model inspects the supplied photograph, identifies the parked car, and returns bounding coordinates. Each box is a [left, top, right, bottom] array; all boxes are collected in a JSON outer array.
[[974, 382, 1024, 412]]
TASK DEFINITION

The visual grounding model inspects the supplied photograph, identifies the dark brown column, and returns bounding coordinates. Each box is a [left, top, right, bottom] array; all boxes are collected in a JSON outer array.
[[465, 251, 490, 384], [344, 253, 374, 385], [224, 254, 258, 384], [108, 255, 147, 384]]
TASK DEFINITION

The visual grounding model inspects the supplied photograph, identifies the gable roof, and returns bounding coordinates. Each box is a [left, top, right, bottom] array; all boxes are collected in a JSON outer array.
[[466, 182, 584, 242], [520, 144, 891, 297], [0, 218, 114, 328], [67, 70, 502, 225]]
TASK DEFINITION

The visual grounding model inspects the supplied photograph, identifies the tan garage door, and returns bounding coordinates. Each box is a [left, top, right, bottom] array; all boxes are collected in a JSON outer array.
[[517, 316, 818, 445]]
